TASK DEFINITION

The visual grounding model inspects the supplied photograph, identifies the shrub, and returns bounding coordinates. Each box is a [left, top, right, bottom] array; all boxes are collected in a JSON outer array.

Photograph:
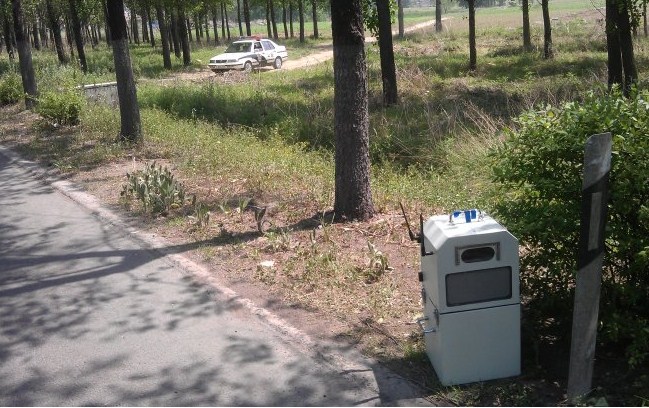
[[36, 89, 84, 125], [121, 162, 187, 215], [490, 88, 649, 368], [0, 72, 22, 106]]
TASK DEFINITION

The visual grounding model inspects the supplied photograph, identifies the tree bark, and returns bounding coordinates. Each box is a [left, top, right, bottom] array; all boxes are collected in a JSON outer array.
[[177, 6, 191, 66], [106, 0, 142, 143], [12, 0, 38, 109], [542, 0, 553, 59], [32, 21, 41, 50], [156, 4, 172, 69], [289, 2, 294, 37], [606, 0, 636, 95], [45, 0, 69, 64], [236, 0, 243, 37], [270, 0, 279, 39], [212, 9, 220, 45], [376, 0, 398, 106], [468, 0, 476, 70], [243, 0, 251, 36], [617, 0, 637, 94], [282, 2, 288, 38], [606, 0, 623, 90], [298, 0, 305, 42], [331, 0, 374, 221], [68, 0, 87, 72], [266, 1, 273, 37], [147, 7, 155, 47], [169, 7, 181, 58], [435, 0, 442, 32], [522, 0, 532, 51], [311, 0, 318, 39], [398, 0, 404, 37]]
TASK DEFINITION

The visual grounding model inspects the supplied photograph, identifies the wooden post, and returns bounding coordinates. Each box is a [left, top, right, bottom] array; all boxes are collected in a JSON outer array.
[[567, 133, 612, 401]]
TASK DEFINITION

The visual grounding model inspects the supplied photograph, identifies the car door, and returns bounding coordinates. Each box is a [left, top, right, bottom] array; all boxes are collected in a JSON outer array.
[[260, 40, 276, 63]]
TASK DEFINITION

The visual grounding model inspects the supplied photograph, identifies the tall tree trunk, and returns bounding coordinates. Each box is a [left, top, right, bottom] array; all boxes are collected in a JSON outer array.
[[177, 6, 191, 66], [266, 1, 273, 37], [102, 0, 111, 45], [289, 2, 294, 37], [236, 0, 243, 37], [220, 3, 226, 39], [398, 0, 404, 37], [311, 0, 318, 39], [3, 15, 15, 60], [243, 0, 251, 36], [186, 18, 193, 42], [68, 0, 87, 72], [32, 21, 41, 50], [147, 7, 155, 47], [376, 0, 398, 106], [204, 14, 211, 44], [644, 0, 647, 37], [282, 2, 288, 38], [298, 0, 304, 42], [131, 11, 140, 44], [270, 0, 278, 39], [194, 14, 201, 44], [617, 0, 637, 94], [12, 0, 38, 109], [106, 0, 142, 143], [331, 0, 374, 221], [435, 0, 442, 32], [45, 0, 69, 63], [141, 7, 149, 42], [542, 0, 553, 59], [169, 7, 181, 58], [522, 0, 531, 51], [225, 4, 231, 39], [212, 9, 220, 45], [606, 0, 623, 90], [155, 4, 172, 69], [469, 0, 476, 70]]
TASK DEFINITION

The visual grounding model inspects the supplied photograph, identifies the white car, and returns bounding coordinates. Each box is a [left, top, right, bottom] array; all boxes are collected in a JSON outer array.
[[208, 37, 288, 73]]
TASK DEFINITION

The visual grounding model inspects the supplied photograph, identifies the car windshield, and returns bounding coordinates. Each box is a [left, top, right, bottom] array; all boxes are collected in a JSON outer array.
[[225, 42, 252, 53]]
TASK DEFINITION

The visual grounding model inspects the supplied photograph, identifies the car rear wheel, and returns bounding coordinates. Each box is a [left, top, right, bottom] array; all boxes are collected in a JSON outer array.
[[273, 57, 282, 69], [243, 61, 253, 73]]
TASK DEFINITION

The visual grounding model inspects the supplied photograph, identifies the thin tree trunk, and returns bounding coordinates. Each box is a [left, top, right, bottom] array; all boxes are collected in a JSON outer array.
[[468, 0, 476, 70], [266, 1, 273, 38], [331, 0, 374, 221], [221, 4, 226, 40], [617, 0, 637, 95], [606, 0, 623, 90], [3, 15, 15, 60], [224, 4, 231, 40], [131, 11, 140, 44], [169, 7, 181, 58], [398, 0, 404, 37], [106, 0, 142, 143], [270, 0, 278, 39], [186, 18, 193, 42], [542, 0, 553, 59], [435, 0, 442, 32], [147, 7, 155, 47], [68, 0, 87, 72], [289, 2, 294, 38], [298, 0, 304, 42], [45, 0, 68, 63], [237, 0, 243, 37], [194, 14, 201, 45], [243, 0, 251, 36], [212, 9, 220, 45], [156, 4, 171, 69], [311, 0, 318, 39], [177, 6, 191, 66], [282, 2, 288, 39], [32, 21, 41, 50], [522, 0, 531, 51], [102, 0, 111, 45], [204, 14, 211, 44], [12, 0, 38, 109], [376, 0, 398, 106], [141, 8, 149, 42]]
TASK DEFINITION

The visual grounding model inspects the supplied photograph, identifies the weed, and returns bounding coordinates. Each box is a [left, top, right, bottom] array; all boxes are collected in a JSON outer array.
[[121, 162, 187, 215], [190, 196, 210, 229]]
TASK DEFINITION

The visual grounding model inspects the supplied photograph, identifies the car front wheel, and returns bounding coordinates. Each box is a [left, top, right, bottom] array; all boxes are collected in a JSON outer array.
[[243, 61, 253, 73], [273, 57, 282, 70]]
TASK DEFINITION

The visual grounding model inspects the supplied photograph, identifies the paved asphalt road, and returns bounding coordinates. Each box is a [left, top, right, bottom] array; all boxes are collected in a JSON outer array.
[[0, 146, 432, 406]]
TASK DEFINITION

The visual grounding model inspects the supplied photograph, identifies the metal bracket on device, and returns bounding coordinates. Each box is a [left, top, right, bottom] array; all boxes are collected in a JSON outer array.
[[416, 317, 437, 334]]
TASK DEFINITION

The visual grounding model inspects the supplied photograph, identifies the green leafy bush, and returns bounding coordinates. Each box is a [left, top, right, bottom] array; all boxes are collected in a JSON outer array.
[[490, 88, 649, 367], [121, 162, 187, 215], [36, 89, 84, 125], [0, 72, 22, 106]]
